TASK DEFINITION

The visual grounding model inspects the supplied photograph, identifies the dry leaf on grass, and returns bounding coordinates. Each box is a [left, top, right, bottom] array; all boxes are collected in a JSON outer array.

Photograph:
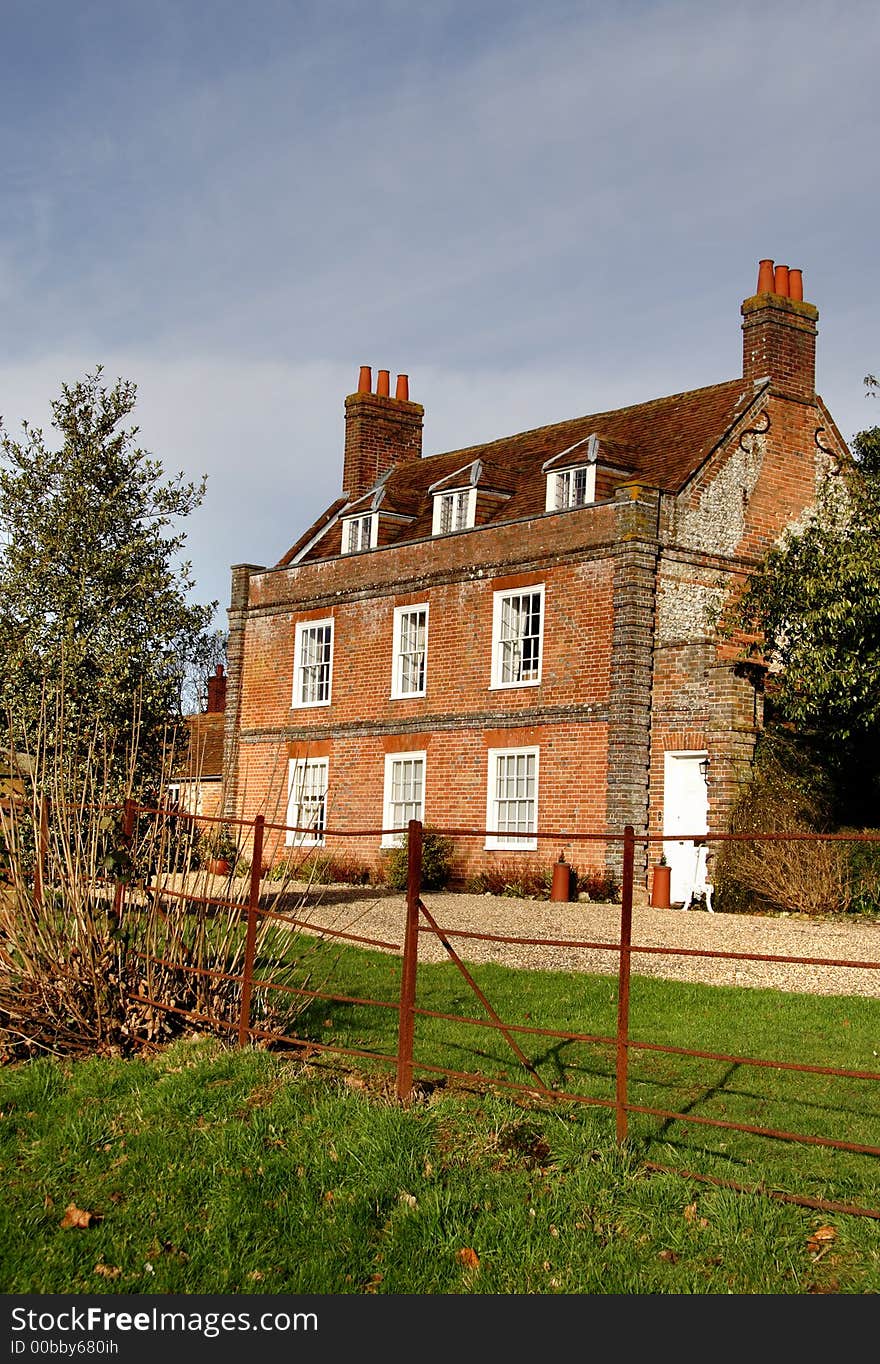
[[60, 1203, 99, 1230], [807, 1225, 838, 1256], [94, 1264, 120, 1279], [658, 1249, 679, 1263], [456, 1247, 480, 1270]]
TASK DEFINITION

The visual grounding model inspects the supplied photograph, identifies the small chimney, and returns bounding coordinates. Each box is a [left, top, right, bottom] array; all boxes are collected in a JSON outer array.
[[206, 663, 227, 714], [742, 258, 818, 402], [342, 365, 424, 499]]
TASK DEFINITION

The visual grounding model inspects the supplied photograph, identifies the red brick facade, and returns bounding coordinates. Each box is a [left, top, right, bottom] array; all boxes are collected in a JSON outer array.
[[224, 264, 850, 901]]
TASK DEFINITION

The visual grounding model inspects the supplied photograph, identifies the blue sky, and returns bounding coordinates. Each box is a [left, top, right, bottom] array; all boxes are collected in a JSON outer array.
[[2, 0, 877, 633]]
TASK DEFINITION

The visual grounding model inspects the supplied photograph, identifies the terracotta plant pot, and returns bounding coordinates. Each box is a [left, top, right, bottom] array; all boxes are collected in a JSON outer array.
[[550, 857, 572, 902], [207, 857, 231, 876], [650, 863, 671, 909]]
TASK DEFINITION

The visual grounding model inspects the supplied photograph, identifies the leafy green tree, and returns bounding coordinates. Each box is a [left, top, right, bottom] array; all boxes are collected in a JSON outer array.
[[0, 368, 216, 792], [728, 421, 880, 820]]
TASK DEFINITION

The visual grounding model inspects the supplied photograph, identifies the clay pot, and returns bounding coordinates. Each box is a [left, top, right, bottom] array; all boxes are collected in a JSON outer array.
[[357, 365, 372, 394], [773, 264, 789, 297], [376, 369, 390, 397], [395, 373, 409, 401], [207, 858, 231, 876], [650, 863, 672, 909], [788, 268, 803, 301], [550, 856, 572, 902]]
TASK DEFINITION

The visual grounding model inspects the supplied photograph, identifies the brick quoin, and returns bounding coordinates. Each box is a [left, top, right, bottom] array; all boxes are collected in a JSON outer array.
[[225, 263, 851, 903]]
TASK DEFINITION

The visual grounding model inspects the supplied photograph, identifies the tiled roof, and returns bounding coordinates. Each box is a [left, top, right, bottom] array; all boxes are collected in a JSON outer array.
[[284, 376, 767, 564]]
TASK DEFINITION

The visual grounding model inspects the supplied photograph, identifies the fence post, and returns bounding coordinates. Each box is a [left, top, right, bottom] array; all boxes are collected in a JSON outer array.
[[396, 818, 422, 1102], [110, 798, 136, 927], [238, 814, 264, 1048], [615, 824, 635, 1143], [33, 794, 50, 912]]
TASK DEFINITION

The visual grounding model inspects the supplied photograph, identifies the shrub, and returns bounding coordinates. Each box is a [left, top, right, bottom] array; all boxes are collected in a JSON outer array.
[[0, 718, 372, 1060], [712, 734, 851, 916], [384, 827, 454, 893], [196, 823, 240, 870], [463, 860, 619, 903], [268, 851, 375, 886], [574, 868, 620, 903], [464, 861, 546, 898], [842, 832, 880, 915]]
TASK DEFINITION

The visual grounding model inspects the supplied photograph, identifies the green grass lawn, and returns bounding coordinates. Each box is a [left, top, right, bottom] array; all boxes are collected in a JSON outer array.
[[2, 942, 879, 1295], [262, 935, 880, 1205]]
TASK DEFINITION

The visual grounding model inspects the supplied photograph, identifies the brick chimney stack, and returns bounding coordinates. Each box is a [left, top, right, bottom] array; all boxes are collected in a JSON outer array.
[[741, 259, 818, 402], [343, 366, 424, 499], [206, 663, 227, 714]]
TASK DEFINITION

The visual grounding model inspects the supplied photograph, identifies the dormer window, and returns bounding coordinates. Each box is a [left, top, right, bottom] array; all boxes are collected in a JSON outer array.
[[432, 487, 476, 535], [543, 434, 600, 512], [546, 463, 596, 511], [342, 513, 376, 553]]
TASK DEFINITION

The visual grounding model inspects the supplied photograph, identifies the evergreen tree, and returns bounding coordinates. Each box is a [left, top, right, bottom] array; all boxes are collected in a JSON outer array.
[[0, 369, 216, 791], [728, 421, 880, 821]]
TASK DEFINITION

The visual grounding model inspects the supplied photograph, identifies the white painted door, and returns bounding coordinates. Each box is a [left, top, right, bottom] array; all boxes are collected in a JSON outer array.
[[662, 751, 709, 906]]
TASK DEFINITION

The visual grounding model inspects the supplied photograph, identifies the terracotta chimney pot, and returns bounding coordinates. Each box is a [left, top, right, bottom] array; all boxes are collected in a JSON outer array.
[[788, 268, 803, 302], [376, 369, 390, 397], [395, 374, 409, 401], [206, 663, 227, 714], [357, 365, 372, 394], [774, 264, 790, 297], [757, 259, 775, 293]]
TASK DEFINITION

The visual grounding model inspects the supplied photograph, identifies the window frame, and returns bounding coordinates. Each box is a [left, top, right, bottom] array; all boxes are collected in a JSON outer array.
[[285, 757, 329, 847], [381, 750, 427, 848], [341, 512, 376, 554], [490, 584, 545, 689], [292, 618, 334, 708], [545, 463, 596, 512], [485, 746, 539, 851], [432, 486, 476, 536], [390, 603, 429, 699]]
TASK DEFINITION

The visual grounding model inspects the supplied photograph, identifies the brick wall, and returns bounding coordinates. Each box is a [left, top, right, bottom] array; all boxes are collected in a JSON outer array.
[[343, 391, 423, 499]]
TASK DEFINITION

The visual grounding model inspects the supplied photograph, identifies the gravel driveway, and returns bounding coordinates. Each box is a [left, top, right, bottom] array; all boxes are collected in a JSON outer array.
[[296, 887, 880, 998]]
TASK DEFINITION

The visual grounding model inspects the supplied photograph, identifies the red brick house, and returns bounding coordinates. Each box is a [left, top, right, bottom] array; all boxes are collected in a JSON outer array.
[[223, 261, 848, 902]]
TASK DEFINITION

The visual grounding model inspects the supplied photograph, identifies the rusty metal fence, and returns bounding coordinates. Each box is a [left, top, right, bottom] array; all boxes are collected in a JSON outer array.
[[19, 800, 880, 1218]]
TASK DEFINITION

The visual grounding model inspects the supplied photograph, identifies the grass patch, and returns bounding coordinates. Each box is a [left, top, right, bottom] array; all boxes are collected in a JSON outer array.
[[2, 947, 880, 1295], [2, 1036, 879, 1295], [267, 938, 880, 1216]]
